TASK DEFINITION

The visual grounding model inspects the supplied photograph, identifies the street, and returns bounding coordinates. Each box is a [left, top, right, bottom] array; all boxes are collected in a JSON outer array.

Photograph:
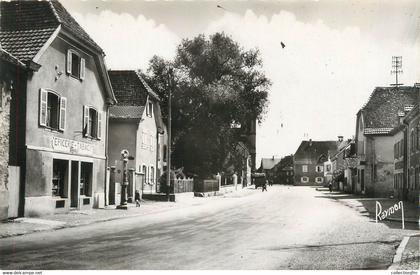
[[0, 186, 415, 270]]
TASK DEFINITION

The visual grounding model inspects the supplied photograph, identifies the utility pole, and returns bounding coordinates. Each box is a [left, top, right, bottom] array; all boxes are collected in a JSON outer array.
[[166, 68, 173, 202], [391, 56, 403, 87]]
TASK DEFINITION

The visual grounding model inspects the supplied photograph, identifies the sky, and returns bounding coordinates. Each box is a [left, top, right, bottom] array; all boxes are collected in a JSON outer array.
[[61, 0, 420, 165]]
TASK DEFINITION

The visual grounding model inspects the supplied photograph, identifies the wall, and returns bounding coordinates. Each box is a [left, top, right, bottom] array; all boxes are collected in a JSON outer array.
[[294, 160, 325, 186], [407, 113, 420, 204], [393, 130, 404, 200]]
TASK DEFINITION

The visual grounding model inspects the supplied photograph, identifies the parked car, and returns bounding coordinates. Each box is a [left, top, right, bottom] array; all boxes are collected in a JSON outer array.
[[251, 173, 267, 189]]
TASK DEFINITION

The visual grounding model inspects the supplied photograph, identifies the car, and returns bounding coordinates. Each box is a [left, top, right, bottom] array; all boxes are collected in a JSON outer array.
[[251, 173, 267, 189]]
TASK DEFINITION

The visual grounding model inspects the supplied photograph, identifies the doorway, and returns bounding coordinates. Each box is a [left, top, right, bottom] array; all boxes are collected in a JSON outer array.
[[71, 161, 79, 208]]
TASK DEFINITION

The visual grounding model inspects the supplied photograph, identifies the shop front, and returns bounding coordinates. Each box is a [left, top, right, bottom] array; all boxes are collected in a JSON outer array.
[[24, 136, 106, 216]]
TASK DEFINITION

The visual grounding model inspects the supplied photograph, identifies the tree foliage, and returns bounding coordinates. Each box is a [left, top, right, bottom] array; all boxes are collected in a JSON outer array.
[[143, 32, 270, 177]]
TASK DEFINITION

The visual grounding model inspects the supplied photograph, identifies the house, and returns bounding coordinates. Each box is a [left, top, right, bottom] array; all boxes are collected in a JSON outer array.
[[329, 137, 357, 192], [293, 139, 337, 186], [355, 86, 418, 198], [0, 0, 116, 217], [258, 156, 281, 183], [391, 94, 420, 204], [272, 155, 294, 185], [108, 70, 167, 199], [0, 48, 28, 220]]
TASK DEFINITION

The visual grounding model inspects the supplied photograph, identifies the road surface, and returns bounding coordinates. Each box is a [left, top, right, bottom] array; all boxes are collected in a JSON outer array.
[[0, 186, 414, 270]]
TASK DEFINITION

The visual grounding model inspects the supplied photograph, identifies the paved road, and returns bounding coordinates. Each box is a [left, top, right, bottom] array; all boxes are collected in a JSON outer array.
[[0, 186, 415, 270]]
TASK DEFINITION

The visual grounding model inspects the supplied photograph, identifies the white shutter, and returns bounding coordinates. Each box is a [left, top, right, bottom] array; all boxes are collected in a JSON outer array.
[[83, 105, 89, 137], [39, 89, 48, 126], [80, 58, 85, 80], [97, 111, 102, 139], [59, 97, 67, 131], [66, 50, 72, 74]]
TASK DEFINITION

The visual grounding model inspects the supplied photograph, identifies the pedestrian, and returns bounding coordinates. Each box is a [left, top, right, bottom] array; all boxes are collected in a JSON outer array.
[[262, 180, 268, 192], [135, 190, 141, 207], [328, 181, 332, 193]]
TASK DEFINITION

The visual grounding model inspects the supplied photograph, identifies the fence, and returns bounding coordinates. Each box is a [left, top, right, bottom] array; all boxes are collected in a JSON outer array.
[[160, 178, 194, 193]]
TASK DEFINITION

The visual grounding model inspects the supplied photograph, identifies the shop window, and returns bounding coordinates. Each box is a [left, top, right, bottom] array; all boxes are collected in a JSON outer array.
[[66, 49, 85, 80], [52, 159, 68, 197], [83, 106, 101, 139], [80, 162, 92, 196], [39, 89, 66, 131]]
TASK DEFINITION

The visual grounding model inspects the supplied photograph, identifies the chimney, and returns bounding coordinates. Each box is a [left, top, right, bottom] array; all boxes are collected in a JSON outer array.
[[272, 155, 275, 160], [309, 139, 312, 146], [338, 136, 343, 142]]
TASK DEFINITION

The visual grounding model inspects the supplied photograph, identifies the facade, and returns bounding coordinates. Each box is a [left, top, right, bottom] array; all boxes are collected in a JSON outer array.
[[330, 137, 357, 192], [392, 125, 405, 201], [355, 86, 418, 198], [108, 70, 167, 197], [0, 0, 116, 217], [293, 140, 337, 186], [272, 155, 294, 185]]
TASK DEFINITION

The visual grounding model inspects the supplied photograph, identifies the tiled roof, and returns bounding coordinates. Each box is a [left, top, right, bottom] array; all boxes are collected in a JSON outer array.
[[109, 106, 144, 119], [108, 70, 159, 106], [0, 0, 103, 63], [294, 140, 337, 161], [0, 47, 26, 68], [361, 86, 418, 134], [260, 158, 281, 170]]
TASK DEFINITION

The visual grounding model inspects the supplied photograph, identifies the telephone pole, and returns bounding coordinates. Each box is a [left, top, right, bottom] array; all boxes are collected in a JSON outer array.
[[391, 56, 403, 87], [166, 67, 173, 202]]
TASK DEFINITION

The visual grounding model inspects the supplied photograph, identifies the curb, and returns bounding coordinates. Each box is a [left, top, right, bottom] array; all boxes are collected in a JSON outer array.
[[388, 236, 410, 270], [386, 217, 419, 224]]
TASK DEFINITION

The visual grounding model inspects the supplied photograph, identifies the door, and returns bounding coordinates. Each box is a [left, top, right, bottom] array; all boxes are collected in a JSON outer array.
[[70, 161, 79, 208]]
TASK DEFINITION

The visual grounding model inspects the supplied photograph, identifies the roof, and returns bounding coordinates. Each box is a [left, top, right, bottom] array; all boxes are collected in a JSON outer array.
[[360, 86, 419, 135], [260, 157, 281, 170], [0, 47, 26, 68], [108, 70, 160, 106], [294, 140, 337, 162], [273, 155, 294, 170], [0, 0, 103, 63], [109, 106, 144, 120]]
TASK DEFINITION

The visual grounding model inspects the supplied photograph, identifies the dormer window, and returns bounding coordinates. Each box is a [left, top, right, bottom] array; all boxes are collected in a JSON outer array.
[[67, 49, 85, 80]]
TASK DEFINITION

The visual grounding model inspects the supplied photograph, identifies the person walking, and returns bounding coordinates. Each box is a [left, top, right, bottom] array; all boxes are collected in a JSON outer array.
[[262, 180, 268, 192], [328, 181, 333, 193], [135, 190, 141, 207]]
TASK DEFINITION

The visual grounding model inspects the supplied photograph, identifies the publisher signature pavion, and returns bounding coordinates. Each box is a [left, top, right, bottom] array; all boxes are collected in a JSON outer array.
[[375, 200, 405, 229]]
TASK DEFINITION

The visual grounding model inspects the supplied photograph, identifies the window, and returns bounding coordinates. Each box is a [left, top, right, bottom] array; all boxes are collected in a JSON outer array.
[[411, 130, 415, 153], [83, 106, 102, 139], [163, 145, 167, 162], [316, 166, 324, 173], [326, 164, 331, 172], [146, 102, 153, 117], [142, 165, 147, 182], [39, 89, 66, 131], [150, 166, 155, 184], [301, 177, 309, 183], [80, 162, 92, 196], [302, 165, 308, 173], [315, 177, 324, 183], [66, 49, 85, 80]]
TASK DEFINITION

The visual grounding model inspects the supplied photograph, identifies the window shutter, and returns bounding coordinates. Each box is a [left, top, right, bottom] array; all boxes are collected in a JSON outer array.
[[80, 58, 85, 80], [83, 105, 89, 137], [97, 111, 102, 139], [39, 89, 48, 126], [66, 50, 72, 74], [59, 97, 67, 131]]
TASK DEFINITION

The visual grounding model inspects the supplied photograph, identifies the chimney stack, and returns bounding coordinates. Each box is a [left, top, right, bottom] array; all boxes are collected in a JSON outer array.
[[338, 136, 343, 142]]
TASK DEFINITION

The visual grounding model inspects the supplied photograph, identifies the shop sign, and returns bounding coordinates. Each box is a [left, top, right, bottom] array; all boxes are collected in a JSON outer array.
[[50, 136, 94, 155]]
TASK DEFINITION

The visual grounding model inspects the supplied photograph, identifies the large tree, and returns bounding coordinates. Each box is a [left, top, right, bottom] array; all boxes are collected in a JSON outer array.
[[143, 32, 270, 177]]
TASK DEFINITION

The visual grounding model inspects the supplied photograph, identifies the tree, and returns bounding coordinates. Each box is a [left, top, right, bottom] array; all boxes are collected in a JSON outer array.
[[144, 32, 270, 177]]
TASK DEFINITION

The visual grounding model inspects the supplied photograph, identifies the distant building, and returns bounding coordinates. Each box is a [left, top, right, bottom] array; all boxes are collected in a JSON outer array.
[[258, 156, 281, 183], [272, 155, 294, 185], [293, 140, 337, 186], [329, 137, 357, 192], [355, 86, 418, 198]]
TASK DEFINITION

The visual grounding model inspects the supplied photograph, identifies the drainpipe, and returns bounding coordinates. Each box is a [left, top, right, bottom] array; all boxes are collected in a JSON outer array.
[[105, 104, 110, 206]]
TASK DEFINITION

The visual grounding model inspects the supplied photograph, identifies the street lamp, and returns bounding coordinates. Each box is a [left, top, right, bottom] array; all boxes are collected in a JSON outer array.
[[166, 67, 173, 202], [117, 149, 129, 209]]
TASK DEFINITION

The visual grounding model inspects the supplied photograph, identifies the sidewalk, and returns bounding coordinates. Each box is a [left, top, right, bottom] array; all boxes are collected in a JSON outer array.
[[0, 185, 258, 239], [388, 234, 420, 270]]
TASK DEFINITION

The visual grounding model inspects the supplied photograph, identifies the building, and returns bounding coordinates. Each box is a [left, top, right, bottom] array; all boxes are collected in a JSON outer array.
[[108, 70, 167, 198], [272, 155, 294, 185], [258, 156, 281, 183], [293, 140, 337, 186], [0, 48, 28, 220], [329, 137, 357, 192], [355, 86, 418, 198], [0, 0, 116, 217], [392, 125, 405, 201]]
